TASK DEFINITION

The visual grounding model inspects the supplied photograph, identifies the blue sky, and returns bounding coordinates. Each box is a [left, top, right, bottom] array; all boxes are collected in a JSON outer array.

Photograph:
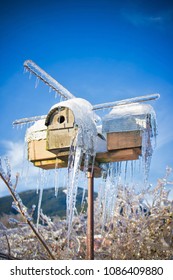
[[0, 0, 173, 196]]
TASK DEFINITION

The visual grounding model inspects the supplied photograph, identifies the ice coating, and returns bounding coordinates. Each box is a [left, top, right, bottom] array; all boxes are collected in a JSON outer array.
[[102, 103, 157, 132], [24, 60, 75, 100], [93, 93, 160, 111], [13, 115, 46, 127]]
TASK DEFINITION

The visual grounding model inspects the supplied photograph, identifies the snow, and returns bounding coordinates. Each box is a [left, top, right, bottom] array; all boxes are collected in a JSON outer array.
[[25, 119, 47, 141]]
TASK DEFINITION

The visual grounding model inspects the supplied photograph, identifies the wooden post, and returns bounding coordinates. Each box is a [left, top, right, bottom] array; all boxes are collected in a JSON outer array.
[[87, 170, 94, 260]]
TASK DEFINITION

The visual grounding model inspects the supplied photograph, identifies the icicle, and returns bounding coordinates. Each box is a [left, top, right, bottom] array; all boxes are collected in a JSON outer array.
[[29, 71, 32, 79], [90, 154, 96, 176], [23, 67, 28, 74], [36, 169, 41, 194], [35, 77, 40, 88], [130, 160, 134, 183], [80, 153, 90, 206], [100, 163, 118, 231], [141, 129, 152, 186], [124, 161, 128, 184], [55, 91, 58, 99], [36, 170, 45, 228], [54, 157, 59, 197], [66, 146, 83, 243]]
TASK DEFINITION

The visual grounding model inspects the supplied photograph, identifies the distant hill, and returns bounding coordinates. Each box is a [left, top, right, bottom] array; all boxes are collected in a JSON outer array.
[[0, 187, 97, 219]]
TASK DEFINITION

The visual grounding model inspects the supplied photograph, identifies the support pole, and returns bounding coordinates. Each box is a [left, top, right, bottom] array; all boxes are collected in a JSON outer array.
[[87, 170, 94, 260]]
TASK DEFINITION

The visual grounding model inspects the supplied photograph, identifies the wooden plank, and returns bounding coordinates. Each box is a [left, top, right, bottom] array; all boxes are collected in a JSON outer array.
[[107, 131, 142, 151], [28, 139, 142, 174], [28, 140, 70, 161], [33, 158, 102, 177], [33, 158, 67, 169], [96, 148, 141, 163], [28, 140, 56, 161]]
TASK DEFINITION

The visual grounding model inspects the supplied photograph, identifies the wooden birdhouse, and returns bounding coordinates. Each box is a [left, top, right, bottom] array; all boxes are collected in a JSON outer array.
[[26, 98, 100, 172], [99, 102, 156, 163], [45, 106, 77, 154], [45, 98, 97, 154]]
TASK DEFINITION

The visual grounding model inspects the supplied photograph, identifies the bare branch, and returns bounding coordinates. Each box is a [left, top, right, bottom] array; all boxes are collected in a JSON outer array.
[[0, 169, 55, 260]]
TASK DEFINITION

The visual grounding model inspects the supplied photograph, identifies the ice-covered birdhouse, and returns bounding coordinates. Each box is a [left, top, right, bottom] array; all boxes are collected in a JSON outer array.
[[45, 103, 77, 154], [101, 102, 157, 161], [45, 98, 98, 154], [25, 98, 100, 170]]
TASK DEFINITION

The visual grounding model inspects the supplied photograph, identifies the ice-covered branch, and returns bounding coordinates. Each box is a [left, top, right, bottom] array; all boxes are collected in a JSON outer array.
[[0, 159, 55, 260], [93, 93, 160, 111], [13, 115, 46, 126], [24, 60, 75, 100]]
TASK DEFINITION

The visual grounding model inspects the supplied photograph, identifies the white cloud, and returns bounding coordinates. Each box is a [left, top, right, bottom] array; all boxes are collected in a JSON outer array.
[[1, 140, 25, 172], [122, 11, 169, 27]]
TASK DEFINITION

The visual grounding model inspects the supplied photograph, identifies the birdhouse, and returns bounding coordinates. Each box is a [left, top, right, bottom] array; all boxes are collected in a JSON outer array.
[[26, 98, 102, 174], [45, 98, 98, 154], [25, 119, 68, 169], [45, 106, 77, 154], [100, 102, 157, 162]]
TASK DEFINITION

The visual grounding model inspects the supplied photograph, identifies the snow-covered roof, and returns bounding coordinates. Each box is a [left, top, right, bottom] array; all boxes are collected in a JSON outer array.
[[25, 119, 47, 142], [102, 103, 157, 133], [45, 98, 99, 126]]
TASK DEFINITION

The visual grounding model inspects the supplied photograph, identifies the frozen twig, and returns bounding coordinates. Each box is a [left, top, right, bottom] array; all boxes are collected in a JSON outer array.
[[0, 163, 55, 260]]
